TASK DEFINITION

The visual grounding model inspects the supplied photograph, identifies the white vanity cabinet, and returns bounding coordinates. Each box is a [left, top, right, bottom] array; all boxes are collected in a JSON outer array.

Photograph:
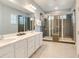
[[34, 33, 43, 51], [24, 38, 28, 58], [27, 33, 43, 57], [34, 35, 40, 51], [0, 32, 43, 58], [0, 44, 14, 58], [14, 39, 26, 58], [27, 36, 35, 57], [39, 33, 43, 46]]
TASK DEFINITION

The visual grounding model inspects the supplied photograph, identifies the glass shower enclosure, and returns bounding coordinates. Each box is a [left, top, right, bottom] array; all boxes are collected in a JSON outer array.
[[42, 14, 74, 43]]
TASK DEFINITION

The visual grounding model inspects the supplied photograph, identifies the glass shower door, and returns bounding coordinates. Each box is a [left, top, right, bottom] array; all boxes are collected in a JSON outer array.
[[43, 16, 54, 40]]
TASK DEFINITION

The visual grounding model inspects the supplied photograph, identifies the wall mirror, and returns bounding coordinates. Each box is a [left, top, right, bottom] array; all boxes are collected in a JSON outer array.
[[0, 14, 36, 36]]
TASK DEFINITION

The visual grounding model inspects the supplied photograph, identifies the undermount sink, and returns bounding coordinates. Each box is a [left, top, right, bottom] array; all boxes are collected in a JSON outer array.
[[17, 33, 26, 36]]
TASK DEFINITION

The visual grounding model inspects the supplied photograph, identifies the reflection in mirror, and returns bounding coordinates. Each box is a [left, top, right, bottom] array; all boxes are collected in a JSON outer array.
[[18, 15, 25, 32], [25, 17, 30, 31], [18, 15, 35, 33], [30, 17, 35, 31], [17, 15, 31, 36], [0, 14, 18, 35], [0, 4, 36, 38], [0, 3, 35, 39]]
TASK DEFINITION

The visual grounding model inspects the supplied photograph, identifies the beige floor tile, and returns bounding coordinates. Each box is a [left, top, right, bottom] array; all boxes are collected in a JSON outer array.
[[31, 41, 76, 58]]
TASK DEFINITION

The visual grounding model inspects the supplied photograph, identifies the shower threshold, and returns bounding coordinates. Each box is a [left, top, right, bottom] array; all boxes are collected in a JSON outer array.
[[59, 38, 75, 44]]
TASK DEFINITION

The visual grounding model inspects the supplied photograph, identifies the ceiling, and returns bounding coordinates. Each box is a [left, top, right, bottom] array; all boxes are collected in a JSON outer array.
[[0, 0, 43, 14], [33, 0, 75, 13], [0, 0, 32, 14], [0, 0, 75, 14]]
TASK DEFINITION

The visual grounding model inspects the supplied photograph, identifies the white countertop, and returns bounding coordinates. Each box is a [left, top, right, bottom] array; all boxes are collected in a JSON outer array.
[[0, 31, 42, 48]]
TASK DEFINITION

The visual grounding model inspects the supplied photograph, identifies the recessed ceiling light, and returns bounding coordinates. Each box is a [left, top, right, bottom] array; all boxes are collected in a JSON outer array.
[[9, 0, 14, 2], [9, 0, 16, 3], [54, 7, 58, 10], [24, 4, 37, 13]]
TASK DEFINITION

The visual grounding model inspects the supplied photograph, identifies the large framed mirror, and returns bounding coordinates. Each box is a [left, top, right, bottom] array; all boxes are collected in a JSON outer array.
[[18, 15, 31, 33], [0, 14, 35, 37]]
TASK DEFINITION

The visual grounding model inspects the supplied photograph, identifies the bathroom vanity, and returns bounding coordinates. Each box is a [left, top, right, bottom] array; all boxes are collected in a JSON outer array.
[[0, 32, 43, 58]]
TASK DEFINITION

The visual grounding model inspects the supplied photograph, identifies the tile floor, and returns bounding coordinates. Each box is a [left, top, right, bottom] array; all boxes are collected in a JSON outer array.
[[31, 41, 77, 58], [59, 38, 75, 43]]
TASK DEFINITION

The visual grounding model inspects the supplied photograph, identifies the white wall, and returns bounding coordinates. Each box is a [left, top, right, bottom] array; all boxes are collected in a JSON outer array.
[[76, 0, 79, 57], [0, 3, 30, 35], [0, 4, 2, 35], [34, 13, 41, 32]]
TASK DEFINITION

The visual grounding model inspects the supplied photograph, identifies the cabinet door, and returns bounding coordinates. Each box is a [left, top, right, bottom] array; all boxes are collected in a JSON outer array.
[[1, 54, 10, 58], [0, 44, 14, 58], [1, 52, 14, 58], [14, 40, 25, 58], [39, 33, 43, 46], [34, 35, 40, 51], [24, 39, 28, 58], [35, 33, 43, 51], [15, 47, 25, 58], [27, 37, 35, 57]]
